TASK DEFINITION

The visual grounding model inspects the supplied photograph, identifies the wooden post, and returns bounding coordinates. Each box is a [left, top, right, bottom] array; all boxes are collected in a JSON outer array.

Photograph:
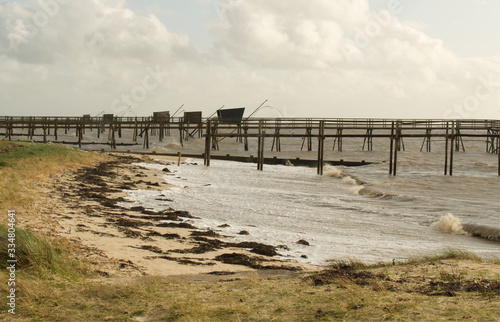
[[244, 126, 249, 151], [159, 122, 164, 142], [260, 131, 265, 171], [333, 128, 343, 152], [257, 134, 261, 170], [211, 121, 219, 150], [272, 128, 281, 152], [363, 128, 373, 151], [54, 120, 58, 141], [389, 122, 394, 175], [317, 121, 325, 175], [7, 118, 12, 140], [257, 121, 265, 171], [449, 121, 454, 176], [179, 122, 184, 147], [204, 120, 211, 167], [143, 126, 149, 149], [393, 121, 400, 176], [421, 128, 431, 152], [77, 126, 80, 148], [444, 122, 449, 175], [307, 127, 312, 151], [108, 125, 115, 149], [178, 152, 182, 167]]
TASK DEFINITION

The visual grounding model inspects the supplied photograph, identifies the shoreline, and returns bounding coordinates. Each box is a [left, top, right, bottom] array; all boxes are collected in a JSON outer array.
[[2, 141, 500, 320], [43, 152, 317, 277]]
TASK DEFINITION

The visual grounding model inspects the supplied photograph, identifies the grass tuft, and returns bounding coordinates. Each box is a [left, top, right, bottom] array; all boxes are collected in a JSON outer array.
[[404, 249, 484, 265], [326, 259, 368, 270], [0, 225, 92, 279], [0, 225, 55, 270]]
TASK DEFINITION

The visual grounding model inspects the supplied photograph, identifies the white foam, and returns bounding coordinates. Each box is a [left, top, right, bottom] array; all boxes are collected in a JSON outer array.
[[325, 166, 346, 178], [431, 214, 466, 235], [121, 159, 500, 264], [342, 176, 358, 185], [350, 186, 364, 195]]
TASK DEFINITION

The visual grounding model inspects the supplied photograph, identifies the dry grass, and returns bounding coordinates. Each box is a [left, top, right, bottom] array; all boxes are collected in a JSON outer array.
[[0, 140, 108, 225], [1, 258, 499, 321]]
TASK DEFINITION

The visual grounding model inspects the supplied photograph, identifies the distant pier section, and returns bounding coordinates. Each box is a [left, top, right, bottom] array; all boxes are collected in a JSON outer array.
[[1, 115, 499, 176]]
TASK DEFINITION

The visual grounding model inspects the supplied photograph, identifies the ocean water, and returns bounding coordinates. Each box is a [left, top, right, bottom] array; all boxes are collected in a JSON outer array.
[[118, 136, 500, 266], [12, 125, 497, 265]]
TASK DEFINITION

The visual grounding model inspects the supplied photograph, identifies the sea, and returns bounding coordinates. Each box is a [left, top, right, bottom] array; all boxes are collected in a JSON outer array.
[[106, 133, 500, 266]]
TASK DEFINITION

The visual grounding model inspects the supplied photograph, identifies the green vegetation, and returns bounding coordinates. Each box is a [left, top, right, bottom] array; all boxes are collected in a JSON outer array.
[[0, 225, 90, 278], [0, 140, 106, 217], [0, 141, 83, 168], [404, 248, 487, 264]]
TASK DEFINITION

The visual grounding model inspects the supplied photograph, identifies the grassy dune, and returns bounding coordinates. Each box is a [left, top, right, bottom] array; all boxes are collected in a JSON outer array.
[[0, 141, 108, 220], [0, 141, 499, 321]]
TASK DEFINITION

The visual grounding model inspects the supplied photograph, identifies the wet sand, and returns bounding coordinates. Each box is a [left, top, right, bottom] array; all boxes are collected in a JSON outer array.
[[33, 153, 315, 277]]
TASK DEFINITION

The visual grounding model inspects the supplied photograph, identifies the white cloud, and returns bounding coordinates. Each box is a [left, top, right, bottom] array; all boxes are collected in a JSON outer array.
[[0, 0, 200, 65], [0, 0, 498, 119], [209, 0, 500, 118], [0, 0, 204, 115]]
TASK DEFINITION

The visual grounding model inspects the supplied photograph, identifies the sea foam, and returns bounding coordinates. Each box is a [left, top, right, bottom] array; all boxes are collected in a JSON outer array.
[[431, 214, 467, 235]]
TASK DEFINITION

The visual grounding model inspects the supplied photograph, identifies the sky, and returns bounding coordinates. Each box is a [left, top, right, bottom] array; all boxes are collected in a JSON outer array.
[[0, 0, 499, 119]]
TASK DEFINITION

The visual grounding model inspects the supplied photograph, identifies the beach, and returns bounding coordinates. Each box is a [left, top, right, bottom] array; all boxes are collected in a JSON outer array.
[[1, 141, 499, 320], [27, 152, 315, 277]]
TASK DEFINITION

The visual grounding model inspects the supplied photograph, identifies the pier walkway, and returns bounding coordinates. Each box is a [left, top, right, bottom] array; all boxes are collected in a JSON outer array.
[[1, 116, 499, 176]]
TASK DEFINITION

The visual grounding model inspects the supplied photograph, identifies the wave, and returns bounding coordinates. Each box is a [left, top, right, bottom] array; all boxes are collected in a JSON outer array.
[[462, 223, 500, 242], [342, 176, 358, 185], [350, 186, 400, 199], [326, 166, 412, 201], [325, 166, 347, 179], [474, 161, 496, 168], [324, 165, 404, 200], [325, 166, 365, 185], [431, 214, 466, 235], [431, 214, 500, 242]]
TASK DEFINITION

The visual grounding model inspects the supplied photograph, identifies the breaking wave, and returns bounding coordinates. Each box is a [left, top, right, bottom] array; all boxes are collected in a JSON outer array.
[[462, 223, 500, 242], [431, 214, 500, 242], [431, 214, 466, 235], [350, 186, 399, 199], [325, 166, 403, 200], [325, 166, 347, 179], [325, 166, 365, 185]]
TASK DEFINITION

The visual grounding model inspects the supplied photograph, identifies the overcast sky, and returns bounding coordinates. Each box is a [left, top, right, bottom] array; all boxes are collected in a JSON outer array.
[[0, 0, 499, 118]]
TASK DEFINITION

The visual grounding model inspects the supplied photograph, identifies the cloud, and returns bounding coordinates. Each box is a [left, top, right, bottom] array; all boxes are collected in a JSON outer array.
[[0, 0, 498, 118], [0, 0, 200, 65], [0, 0, 205, 116], [212, 0, 455, 70], [208, 0, 500, 118], [212, 0, 370, 69]]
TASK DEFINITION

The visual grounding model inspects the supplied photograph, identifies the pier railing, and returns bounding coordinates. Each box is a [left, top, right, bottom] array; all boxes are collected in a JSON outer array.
[[1, 116, 499, 176]]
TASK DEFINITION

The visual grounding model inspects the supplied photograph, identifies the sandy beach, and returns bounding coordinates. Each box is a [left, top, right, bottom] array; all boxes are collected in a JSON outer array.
[[1, 142, 499, 321], [29, 152, 315, 278]]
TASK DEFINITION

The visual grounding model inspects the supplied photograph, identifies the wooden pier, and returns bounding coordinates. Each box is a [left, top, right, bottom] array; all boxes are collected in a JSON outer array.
[[1, 116, 499, 176]]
